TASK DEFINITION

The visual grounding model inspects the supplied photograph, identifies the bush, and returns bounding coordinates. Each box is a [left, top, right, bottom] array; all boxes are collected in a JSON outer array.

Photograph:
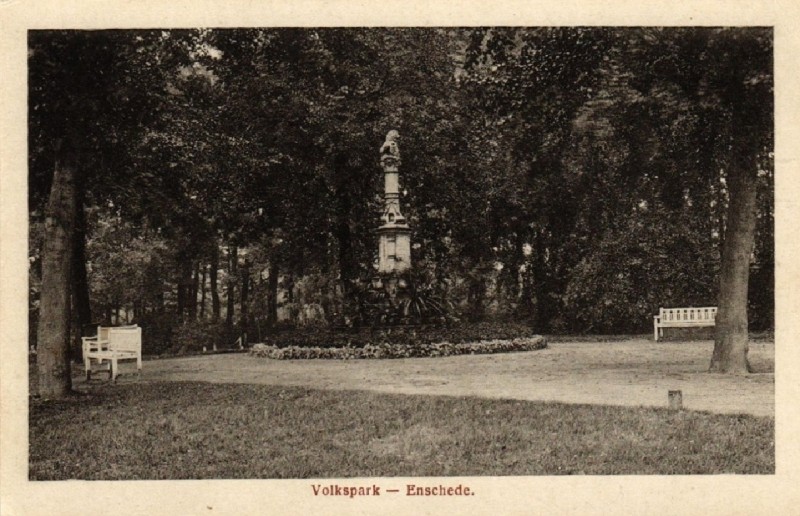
[[133, 315, 233, 356], [167, 321, 233, 355], [250, 336, 547, 360]]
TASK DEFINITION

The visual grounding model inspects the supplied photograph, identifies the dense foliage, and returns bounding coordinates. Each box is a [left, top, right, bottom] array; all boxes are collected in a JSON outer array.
[[28, 28, 773, 359]]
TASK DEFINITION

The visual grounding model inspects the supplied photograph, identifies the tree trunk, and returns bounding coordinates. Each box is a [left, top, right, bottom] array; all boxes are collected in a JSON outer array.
[[467, 265, 487, 321], [188, 261, 199, 320], [267, 260, 279, 327], [210, 244, 220, 322], [177, 258, 193, 322], [240, 259, 250, 346], [133, 300, 142, 323], [709, 161, 758, 373], [535, 224, 563, 332], [225, 244, 238, 334], [156, 289, 165, 314], [285, 274, 294, 304], [36, 155, 77, 398], [512, 230, 536, 322], [176, 276, 185, 320], [518, 259, 536, 322], [71, 194, 92, 361], [199, 265, 207, 320]]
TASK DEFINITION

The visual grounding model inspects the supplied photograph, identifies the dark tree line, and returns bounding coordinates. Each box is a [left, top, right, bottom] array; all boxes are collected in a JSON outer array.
[[28, 27, 773, 397]]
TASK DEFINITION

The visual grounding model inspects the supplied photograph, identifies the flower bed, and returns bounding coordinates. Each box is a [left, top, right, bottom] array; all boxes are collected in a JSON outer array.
[[249, 336, 546, 360], [252, 321, 541, 350]]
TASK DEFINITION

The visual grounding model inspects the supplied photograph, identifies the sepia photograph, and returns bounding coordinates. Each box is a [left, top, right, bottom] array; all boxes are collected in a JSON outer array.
[[2, 1, 799, 515]]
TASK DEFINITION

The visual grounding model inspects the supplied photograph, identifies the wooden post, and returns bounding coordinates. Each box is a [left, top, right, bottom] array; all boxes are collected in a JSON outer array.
[[668, 390, 683, 410]]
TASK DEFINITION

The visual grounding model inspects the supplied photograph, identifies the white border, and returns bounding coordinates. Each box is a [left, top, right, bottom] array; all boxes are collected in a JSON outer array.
[[2, 1, 799, 514]]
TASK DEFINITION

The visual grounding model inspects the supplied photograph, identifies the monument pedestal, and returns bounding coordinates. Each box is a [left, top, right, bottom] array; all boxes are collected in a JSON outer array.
[[377, 224, 411, 274]]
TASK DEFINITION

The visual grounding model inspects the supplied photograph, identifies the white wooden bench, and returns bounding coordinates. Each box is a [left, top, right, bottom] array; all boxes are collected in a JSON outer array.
[[82, 325, 142, 382], [653, 307, 717, 341]]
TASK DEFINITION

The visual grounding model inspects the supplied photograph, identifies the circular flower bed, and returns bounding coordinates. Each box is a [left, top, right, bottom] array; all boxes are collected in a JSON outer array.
[[249, 336, 547, 360]]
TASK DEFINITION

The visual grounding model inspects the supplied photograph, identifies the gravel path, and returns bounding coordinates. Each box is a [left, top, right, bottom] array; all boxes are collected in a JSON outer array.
[[125, 339, 774, 417]]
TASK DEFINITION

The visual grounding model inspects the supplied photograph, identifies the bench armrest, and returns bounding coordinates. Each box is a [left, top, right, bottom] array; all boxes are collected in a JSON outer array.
[[82, 336, 109, 352]]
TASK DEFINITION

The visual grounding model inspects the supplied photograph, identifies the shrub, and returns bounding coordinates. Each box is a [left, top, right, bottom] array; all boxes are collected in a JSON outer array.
[[167, 321, 235, 355]]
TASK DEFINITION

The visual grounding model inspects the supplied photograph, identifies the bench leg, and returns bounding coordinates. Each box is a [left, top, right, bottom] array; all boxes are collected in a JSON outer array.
[[85, 359, 91, 381], [111, 358, 118, 383], [99, 359, 111, 379]]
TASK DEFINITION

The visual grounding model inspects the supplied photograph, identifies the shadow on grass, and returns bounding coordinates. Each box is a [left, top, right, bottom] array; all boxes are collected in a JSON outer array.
[[29, 381, 774, 480]]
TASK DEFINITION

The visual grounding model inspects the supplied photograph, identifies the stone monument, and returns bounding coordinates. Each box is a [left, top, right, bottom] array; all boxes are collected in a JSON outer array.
[[356, 130, 450, 326], [377, 130, 411, 274]]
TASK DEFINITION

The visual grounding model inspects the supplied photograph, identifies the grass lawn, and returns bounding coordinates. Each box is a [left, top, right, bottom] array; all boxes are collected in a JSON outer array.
[[29, 382, 774, 479]]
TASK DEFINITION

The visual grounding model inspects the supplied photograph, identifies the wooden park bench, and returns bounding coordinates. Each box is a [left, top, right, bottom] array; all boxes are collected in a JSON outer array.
[[82, 325, 142, 382], [653, 307, 717, 341]]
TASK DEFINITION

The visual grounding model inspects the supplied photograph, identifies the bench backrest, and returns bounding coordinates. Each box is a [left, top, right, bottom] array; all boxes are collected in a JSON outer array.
[[659, 307, 717, 323], [107, 326, 142, 353]]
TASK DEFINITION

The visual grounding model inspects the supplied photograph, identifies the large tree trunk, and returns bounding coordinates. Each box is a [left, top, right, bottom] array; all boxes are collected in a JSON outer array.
[[709, 161, 758, 373], [36, 155, 77, 398], [210, 244, 220, 322]]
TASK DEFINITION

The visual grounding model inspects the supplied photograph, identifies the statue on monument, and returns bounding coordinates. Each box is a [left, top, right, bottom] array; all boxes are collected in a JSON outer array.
[[380, 130, 401, 166]]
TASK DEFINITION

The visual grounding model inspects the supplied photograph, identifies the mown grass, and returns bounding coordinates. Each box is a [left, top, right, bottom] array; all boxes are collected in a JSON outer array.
[[29, 382, 774, 479]]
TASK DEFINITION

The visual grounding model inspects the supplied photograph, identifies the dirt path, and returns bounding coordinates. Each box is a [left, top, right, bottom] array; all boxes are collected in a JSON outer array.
[[128, 339, 774, 417]]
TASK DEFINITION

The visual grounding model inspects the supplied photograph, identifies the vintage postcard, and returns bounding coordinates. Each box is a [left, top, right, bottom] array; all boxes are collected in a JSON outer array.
[[2, 1, 799, 514]]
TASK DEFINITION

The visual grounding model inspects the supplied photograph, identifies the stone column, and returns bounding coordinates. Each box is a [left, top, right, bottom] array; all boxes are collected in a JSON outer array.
[[377, 130, 411, 274]]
